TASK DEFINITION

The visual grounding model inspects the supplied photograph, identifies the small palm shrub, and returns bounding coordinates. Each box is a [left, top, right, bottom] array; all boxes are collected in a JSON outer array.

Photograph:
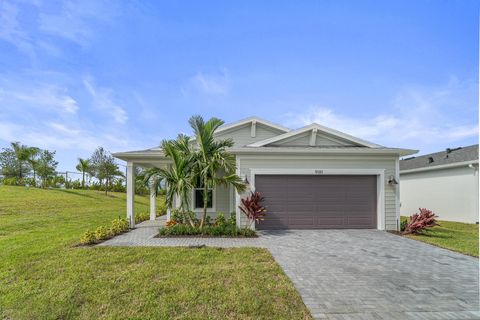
[[135, 212, 150, 224], [79, 230, 97, 245], [95, 226, 114, 241], [403, 208, 439, 235], [111, 218, 129, 234], [79, 217, 130, 245]]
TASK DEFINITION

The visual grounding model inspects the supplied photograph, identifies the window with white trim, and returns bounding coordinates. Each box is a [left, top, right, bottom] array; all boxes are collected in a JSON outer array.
[[194, 182, 213, 209]]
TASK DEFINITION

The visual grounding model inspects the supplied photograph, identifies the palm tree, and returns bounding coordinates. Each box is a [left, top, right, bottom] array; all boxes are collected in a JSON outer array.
[[188, 116, 246, 228], [140, 135, 196, 226], [76, 158, 91, 189], [11, 142, 30, 179], [26, 147, 40, 184]]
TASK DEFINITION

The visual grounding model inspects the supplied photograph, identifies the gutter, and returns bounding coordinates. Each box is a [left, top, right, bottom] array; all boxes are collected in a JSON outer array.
[[400, 160, 479, 174]]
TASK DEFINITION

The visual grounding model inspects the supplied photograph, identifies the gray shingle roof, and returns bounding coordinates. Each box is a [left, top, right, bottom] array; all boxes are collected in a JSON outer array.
[[400, 144, 478, 171]]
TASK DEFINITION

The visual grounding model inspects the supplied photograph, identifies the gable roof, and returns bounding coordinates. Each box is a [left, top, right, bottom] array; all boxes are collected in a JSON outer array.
[[215, 116, 290, 135], [248, 123, 383, 148], [113, 116, 417, 161], [400, 144, 478, 172]]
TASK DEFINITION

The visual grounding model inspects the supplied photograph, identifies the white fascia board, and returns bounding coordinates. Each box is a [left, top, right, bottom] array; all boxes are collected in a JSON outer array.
[[248, 123, 383, 148], [231, 147, 418, 157], [400, 160, 479, 174], [112, 151, 170, 163]]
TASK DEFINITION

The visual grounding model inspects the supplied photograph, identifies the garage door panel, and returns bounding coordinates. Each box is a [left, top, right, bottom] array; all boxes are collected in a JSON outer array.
[[256, 175, 376, 229], [316, 216, 346, 228]]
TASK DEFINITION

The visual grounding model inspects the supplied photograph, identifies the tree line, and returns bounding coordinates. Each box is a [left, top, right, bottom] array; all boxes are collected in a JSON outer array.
[[0, 143, 144, 195]]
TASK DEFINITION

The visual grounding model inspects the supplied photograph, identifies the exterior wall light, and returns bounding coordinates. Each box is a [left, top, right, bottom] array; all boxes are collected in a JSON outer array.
[[388, 175, 398, 185]]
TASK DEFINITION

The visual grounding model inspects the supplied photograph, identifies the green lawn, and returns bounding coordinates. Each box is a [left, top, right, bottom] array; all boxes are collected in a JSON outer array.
[[402, 217, 479, 257], [0, 186, 311, 319]]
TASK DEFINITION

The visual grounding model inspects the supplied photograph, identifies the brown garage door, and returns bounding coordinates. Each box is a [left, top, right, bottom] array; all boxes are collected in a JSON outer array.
[[255, 175, 377, 229]]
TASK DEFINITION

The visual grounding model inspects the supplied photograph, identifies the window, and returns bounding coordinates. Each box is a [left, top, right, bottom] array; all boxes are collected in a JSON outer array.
[[194, 188, 213, 209]]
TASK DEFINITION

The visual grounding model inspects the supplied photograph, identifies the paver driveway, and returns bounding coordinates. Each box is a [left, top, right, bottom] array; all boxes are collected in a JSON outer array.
[[264, 230, 479, 320], [101, 222, 479, 319]]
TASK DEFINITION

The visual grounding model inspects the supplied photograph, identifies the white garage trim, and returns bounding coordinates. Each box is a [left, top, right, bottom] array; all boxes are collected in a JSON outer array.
[[249, 168, 386, 230]]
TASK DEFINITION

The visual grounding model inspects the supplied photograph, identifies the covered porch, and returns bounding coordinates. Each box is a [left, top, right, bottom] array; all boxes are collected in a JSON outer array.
[[113, 149, 245, 228], [113, 149, 173, 228]]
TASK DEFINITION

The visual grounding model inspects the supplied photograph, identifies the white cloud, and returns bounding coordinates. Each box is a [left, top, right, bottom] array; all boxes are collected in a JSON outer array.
[[0, 84, 79, 114], [0, 0, 118, 60], [83, 78, 128, 124], [285, 78, 478, 152], [189, 69, 231, 95], [38, 0, 118, 47], [0, 1, 35, 58]]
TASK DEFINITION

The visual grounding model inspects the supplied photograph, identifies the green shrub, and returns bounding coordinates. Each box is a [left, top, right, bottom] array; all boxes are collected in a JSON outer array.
[[94, 226, 113, 241], [1, 177, 25, 186], [157, 201, 167, 215], [135, 212, 150, 224], [205, 215, 212, 226], [79, 230, 97, 245], [79, 217, 130, 245], [158, 224, 256, 237], [400, 217, 408, 232], [111, 218, 129, 234], [214, 212, 226, 227], [171, 209, 197, 225], [228, 212, 236, 227]]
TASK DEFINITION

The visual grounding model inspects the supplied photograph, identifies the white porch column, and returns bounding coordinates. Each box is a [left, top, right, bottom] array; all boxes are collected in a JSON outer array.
[[166, 182, 171, 221], [126, 162, 136, 228], [149, 178, 156, 221]]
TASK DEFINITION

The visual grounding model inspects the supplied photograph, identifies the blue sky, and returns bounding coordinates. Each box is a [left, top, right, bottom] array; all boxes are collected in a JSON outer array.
[[0, 0, 478, 172]]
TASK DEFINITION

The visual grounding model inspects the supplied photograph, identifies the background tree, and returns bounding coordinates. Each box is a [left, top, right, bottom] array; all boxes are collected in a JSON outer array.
[[89, 147, 122, 195], [89, 147, 108, 188], [0, 147, 29, 180], [36, 150, 58, 188], [26, 147, 40, 185], [102, 156, 123, 195], [10, 142, 31, 179], [189, 116, 246, 228], [76, 158, 91, 189]]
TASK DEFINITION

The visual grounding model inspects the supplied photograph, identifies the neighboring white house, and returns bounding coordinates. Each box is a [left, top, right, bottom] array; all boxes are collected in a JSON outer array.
[[113, 116, 416, 231], [400, 145, 479, 224]]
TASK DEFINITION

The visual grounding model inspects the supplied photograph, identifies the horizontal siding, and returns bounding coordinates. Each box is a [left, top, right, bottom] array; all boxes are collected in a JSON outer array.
[[237, 156, 398, 230]]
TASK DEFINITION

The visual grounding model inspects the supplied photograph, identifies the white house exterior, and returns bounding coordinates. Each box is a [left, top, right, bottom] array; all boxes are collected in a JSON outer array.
[[400, 145, 479, 224], [114, 117, 416, 231]]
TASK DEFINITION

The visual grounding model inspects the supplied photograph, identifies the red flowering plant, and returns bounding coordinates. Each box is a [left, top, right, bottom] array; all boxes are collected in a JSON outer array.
[[239, 191, 267, 228], [403, 208, 439, 235]]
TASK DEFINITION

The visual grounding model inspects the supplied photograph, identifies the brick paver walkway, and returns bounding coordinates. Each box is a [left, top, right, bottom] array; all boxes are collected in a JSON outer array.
[[100, 218, 480, 320]]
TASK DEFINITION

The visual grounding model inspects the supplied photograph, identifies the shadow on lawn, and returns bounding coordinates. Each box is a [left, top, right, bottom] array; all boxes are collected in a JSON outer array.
[[49, 188, 98, 199]]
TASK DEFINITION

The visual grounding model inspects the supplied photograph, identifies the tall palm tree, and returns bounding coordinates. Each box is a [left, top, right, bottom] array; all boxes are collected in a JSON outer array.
[[140, 135, 196, 226], [11, 142, 30, 179], [189, 116, 246, 228], [76, 158, 91, 189], [26, 147, 40, 184]]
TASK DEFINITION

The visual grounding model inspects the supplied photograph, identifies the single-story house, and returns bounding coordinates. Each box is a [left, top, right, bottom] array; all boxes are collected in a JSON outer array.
[[400, 145, 479, 224], [113, 117, 417, 231]]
